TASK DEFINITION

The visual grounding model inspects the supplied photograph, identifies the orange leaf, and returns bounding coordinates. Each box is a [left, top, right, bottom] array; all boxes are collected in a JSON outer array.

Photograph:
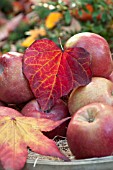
[[45, 12, 63, 29], [0, 111, 69, 170], [73, 4, 93, 21], [12, 1, 24, 13]]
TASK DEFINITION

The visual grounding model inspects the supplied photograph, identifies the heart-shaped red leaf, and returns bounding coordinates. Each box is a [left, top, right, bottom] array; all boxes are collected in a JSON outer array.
[[23, 39, 92, 111]]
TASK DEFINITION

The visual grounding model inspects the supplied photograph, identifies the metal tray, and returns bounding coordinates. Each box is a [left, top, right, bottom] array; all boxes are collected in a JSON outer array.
[[0, 155, 113, 169], [22, 156, 113, 170]]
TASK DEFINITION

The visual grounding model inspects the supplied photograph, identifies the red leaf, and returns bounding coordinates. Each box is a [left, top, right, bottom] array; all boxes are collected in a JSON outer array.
[[23, 39, 92, 111]]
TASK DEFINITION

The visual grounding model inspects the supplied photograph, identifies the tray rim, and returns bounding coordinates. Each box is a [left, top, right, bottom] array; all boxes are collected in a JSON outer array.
[[26, 155, 113, 166]]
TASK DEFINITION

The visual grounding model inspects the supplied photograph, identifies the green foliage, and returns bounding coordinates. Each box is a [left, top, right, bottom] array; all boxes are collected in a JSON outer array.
[[33, 0, 113, 49], [2, 44, 11, 53], [64, 11, 71, 25], [75, 0, 113, 48], [8, 21, 34, 42], [0, 0, 13, 13], [34, 6, 50, 19]]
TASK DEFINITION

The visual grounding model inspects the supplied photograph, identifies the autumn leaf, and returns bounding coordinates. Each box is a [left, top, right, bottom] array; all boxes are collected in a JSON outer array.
[[23, 39, 92, 111], [21, 28, 46, 47], [62, 17, 81, 33], [0, 14, 23, 41], [12, 1, 24, 14], [21, 36, 36, 48], [0, 113, 69, 170], [27, 28, 46, 37], [45, 12, 63, 29]]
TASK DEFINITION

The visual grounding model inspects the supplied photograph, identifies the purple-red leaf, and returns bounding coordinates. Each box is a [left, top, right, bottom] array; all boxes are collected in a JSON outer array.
[[23, 39, 92, 111]]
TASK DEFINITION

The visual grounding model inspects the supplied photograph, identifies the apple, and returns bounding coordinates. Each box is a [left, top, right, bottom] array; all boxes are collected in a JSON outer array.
[[68, 77, 113, 115], [21, 99, 70, 138], [65, 32, 113, 78], [0, 52, 34, 104], [67, 102, 113, 159], [21, 99, 69, 120]]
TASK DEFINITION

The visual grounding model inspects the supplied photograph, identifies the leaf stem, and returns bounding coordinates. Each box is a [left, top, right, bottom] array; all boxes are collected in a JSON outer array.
[[58, 37, 64, 51]]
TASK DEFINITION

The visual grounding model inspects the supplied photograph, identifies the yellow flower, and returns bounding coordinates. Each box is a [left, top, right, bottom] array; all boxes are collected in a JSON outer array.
[[45, 12, 63, 29]]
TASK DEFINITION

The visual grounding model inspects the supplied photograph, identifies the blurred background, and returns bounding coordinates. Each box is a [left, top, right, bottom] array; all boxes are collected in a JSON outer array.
[[0, 0, 113, 54]]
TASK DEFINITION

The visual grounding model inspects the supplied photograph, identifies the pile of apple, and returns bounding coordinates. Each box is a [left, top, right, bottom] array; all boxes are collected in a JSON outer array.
[[65, 32, 113, 159], [1, 32, 113, 161]]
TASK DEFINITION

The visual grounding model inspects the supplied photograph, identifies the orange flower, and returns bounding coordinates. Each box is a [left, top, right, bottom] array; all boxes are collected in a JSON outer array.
[[45, 12, 63, 29], [21, 28, 46, 47]]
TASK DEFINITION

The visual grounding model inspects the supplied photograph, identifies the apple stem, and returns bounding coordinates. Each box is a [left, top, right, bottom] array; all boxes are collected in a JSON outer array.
[[87, 109, 95, 123], [59, 37, 64, 51]]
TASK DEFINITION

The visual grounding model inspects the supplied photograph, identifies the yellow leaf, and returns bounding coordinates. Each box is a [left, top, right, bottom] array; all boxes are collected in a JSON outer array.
[[21, 36, 36, 47], [21, 28, 46, 47], [45, 12, 63, 29], [27, 28, 46, 37]]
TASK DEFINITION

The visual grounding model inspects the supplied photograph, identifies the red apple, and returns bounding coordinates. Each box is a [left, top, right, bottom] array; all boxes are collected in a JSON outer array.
[[21, 99, 70, 138], [67, 102, 113, 159], [0, 52, 34, 104], [65, 32, 113, 78], [21, 99, 69, 120], [68, 77, 113, 115]]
